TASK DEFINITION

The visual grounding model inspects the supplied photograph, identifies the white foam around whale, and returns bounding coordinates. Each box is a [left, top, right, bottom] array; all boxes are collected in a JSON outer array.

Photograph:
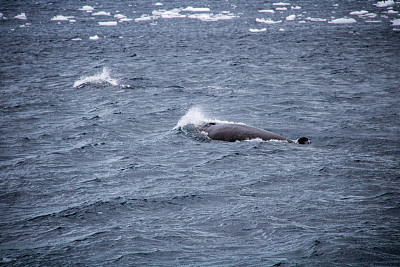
[[73, 67, 118, 88]]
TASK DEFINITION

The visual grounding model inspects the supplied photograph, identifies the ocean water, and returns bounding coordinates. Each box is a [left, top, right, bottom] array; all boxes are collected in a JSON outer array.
[[1, 0, 400, 265]]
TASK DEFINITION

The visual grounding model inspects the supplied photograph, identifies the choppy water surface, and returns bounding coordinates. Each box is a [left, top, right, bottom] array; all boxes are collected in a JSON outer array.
[[1, 0, 400, 265]]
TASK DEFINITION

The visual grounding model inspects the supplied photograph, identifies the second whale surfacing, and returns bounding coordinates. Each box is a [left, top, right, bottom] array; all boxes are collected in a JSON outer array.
[[199, 122, 309, 144]]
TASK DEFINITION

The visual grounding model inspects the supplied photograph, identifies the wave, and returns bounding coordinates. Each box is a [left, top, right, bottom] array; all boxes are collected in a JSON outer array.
[[73, 67, 118, 88]]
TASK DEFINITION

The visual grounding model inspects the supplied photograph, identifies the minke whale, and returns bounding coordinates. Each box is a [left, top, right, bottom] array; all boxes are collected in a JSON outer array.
[[199, 122, 309, 144]]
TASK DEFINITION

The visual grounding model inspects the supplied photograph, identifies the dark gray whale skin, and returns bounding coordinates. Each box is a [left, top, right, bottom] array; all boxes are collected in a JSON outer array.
[[199, 122, 309, 144]]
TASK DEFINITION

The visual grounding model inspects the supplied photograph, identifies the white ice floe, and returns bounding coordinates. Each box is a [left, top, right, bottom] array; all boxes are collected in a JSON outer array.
[[259, 9, 275, 13], [249, 28, 266, 32], [387, 10, 399, 14], [375, 0, 394, 7], [182, 6, 211, 12], [92, 11, 111, 16], [392, 18, 400, 25], [329, 18, 357, 24], [276, 7, 288, 11], [98, 21, 118, 26], [73, 67, 118, 88], [286, 14, 296, 20], [256, 18, 282, 24], [79, 5, 94, 12], [89, 35, 100, 40], [51, 15, 74, 21], [15, 13, 27, 20], [273, 2, 291, 6]]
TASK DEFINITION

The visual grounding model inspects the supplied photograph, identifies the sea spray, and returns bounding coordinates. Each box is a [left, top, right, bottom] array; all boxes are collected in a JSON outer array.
[[173, 106, 244, 130], [73, 67, 118, 88], [173, 106, 208, 130]]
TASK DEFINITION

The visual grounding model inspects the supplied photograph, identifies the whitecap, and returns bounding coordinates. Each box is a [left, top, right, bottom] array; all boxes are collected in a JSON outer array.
[[276, 7, 288, 11], [249, 28, 267, 32], [349, 10, 369, 16], [51, 15, 74, 21], [291, 6, 301, 10], [273, 2, 291, 6], [92, 11, 111, 16], [89, 35, 100, 40], [79, 5, 94, 12], [375, 0, 394, 7], [98, 21, 118, 26], [135, 15, 153, 22], [305, 17, 327, 22], [258, 9, 275, 13], [329, 18, 356, 24], [256, 18, 282, 24], [182, 7, 211, 12], [286, 15, 296, 20], [114, 14, 126, 19], [73, 67, 118, 88], [188, 12, 236, 22], [153, 9, 186, 19], [392, 19, 400, 26], [15, 13, 27, 20]]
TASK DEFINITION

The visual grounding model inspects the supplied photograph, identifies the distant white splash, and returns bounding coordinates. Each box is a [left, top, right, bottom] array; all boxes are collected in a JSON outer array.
[[73, 67, 118, 88]]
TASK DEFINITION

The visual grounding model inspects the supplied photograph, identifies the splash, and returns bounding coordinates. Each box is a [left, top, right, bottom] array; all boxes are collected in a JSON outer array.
[[173, 106, 243, 130], [173, 106, 208, 130], [73, 67, 118, 88]]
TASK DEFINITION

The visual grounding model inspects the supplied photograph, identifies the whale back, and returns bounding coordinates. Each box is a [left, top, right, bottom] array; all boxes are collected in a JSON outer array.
[[200, 123, 293, 142]]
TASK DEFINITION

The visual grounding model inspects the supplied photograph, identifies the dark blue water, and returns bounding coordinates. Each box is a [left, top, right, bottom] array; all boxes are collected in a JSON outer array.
[[1, 0, 400, 265]]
